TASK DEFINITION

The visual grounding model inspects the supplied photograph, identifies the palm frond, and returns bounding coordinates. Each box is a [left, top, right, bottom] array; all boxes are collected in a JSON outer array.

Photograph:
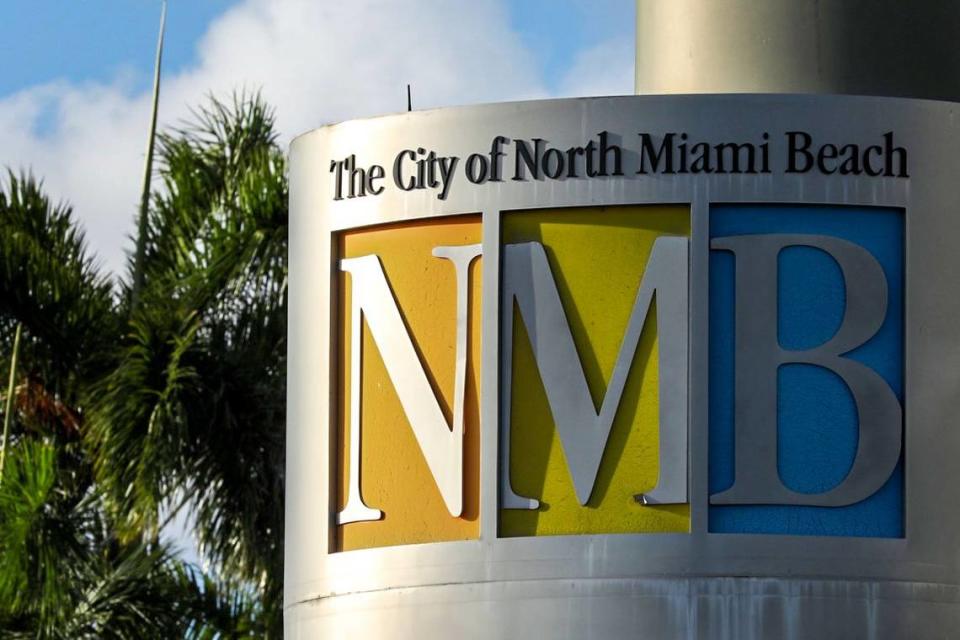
[[87, 91, 288, 636]]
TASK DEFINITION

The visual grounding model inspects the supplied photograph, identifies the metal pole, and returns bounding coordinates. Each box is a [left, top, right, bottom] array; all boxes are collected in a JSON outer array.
[[635, 0, 960, 102], [131, 0, 167, 308], [0, 322, 23, 482]]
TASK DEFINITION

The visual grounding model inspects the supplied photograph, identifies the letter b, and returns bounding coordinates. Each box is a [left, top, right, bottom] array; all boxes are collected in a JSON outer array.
[[710, 234, 902, 507]]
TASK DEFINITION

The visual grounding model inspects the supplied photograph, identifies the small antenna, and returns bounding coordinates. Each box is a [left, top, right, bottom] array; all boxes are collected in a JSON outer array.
[[407, 84, 412, 112]]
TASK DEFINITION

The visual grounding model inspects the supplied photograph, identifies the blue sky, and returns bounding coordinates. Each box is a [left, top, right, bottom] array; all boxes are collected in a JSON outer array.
[[0, 2, 234, 98], [1, 0, 632, 102], [0, 0, 633, 568], [1, 2, 633, 274], [0, 0, 635, 302]]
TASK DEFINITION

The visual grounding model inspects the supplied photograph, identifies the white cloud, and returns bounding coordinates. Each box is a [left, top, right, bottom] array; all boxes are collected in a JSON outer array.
[[556, 37, 634, 98], [0, 0, 556, 275], [1, 80, 152, 276], [0, 0, 634, 564]]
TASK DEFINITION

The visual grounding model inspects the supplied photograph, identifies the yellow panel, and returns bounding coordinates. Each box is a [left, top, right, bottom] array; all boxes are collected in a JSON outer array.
[[499, 206, 690, 536], [336, 217, 482, 551]]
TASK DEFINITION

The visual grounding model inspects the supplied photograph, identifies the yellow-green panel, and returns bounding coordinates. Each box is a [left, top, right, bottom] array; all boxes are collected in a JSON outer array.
[[500, 206, 690, 537]]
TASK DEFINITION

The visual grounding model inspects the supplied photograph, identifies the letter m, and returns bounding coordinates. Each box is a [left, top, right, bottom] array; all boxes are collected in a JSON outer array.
[[500, 237, 688, 509], [338, 244, 481, 524]]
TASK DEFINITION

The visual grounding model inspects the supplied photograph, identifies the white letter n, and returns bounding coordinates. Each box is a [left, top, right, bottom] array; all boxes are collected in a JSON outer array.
[[338, 244, 482, 524]]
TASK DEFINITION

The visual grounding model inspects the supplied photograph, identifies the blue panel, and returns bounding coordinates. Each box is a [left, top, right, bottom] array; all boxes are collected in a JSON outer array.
[[708, 205, 904, 538]]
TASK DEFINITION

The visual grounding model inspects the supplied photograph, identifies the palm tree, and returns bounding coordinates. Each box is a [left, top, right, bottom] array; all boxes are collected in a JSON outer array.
[[0, 173, 193, 637], [87, 93, 288, 635], [0, 89, 287, 637], [0, 437, 267, 638]]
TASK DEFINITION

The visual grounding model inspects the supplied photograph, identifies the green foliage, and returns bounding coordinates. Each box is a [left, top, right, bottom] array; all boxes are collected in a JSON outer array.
[[0, 439, 72, 621], [0, 440, 263, 639], [87, 92, 288, 635], [0, 91, 288, 637], [0, 173, 187, 638], [0, 441, 179, 637], [178, 566, 270, 639], [0, 173, 116, 392]]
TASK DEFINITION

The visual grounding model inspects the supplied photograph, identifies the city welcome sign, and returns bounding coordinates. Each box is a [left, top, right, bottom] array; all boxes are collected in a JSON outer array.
[[285, 94, 960, 637], [329, 117, 906, 549]]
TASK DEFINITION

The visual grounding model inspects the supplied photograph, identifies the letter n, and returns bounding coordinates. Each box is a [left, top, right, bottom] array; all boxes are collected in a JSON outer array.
[[338, 244, 482, 524]]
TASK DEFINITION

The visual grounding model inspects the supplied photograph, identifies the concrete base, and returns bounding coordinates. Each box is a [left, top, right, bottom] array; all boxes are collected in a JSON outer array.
[[286, 577, 960, 639]]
